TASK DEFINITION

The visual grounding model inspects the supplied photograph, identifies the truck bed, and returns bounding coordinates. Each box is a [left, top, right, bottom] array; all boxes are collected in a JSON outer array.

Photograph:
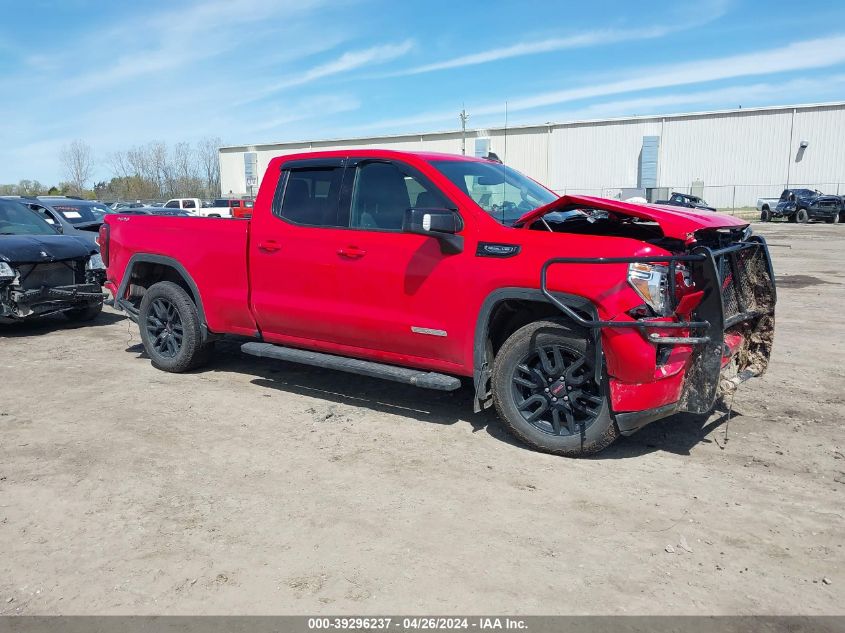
[[105, 215, 257, 336]]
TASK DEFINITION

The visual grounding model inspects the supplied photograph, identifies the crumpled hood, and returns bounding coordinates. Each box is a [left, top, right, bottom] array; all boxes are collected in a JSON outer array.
[[0, 234, 95, 264], [515, 194, 748, 241]]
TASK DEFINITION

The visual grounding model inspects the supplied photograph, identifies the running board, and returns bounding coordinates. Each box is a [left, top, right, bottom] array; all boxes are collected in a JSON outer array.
[[241, 342, 462, 391]]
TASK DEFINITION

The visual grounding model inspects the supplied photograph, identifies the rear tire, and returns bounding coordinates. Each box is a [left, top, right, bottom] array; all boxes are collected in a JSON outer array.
[[138, 281, 213, 372], [491, 319, 618, 457], [760, 208, 772, 222], [796, 208, 809, 223]]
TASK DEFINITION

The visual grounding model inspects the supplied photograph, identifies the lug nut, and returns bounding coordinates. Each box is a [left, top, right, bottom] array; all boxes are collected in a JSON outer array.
[[567, 386, 572, 390], [552, 397, 558, 402], [563, 396, 569, 401], [544, 388, 550, 393]]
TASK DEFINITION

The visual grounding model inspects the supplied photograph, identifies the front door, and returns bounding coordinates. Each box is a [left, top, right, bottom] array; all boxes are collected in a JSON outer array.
[[329, 159, 471, 366]]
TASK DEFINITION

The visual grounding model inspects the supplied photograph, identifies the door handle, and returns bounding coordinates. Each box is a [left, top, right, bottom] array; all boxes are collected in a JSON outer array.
[[338, 246, 366, 259], [258, 240, 281, 253]]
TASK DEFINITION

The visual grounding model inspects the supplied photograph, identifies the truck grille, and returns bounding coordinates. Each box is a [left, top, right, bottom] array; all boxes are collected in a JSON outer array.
[[716, 244, 774, 325]]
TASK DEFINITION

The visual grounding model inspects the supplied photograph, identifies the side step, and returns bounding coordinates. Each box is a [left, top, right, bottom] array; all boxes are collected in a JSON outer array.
[[241, 342, 462, 391]]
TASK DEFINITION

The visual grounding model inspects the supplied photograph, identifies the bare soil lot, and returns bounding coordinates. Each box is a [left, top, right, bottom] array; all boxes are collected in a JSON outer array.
[[1, 223, 843, 615]]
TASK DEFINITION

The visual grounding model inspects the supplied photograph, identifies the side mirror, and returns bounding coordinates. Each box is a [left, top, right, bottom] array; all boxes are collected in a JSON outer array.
[[403, 208, 464, 254]]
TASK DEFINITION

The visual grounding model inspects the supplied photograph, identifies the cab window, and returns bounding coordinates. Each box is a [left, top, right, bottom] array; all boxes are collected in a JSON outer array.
[[276, 166, 345, 227], [349, 161, 448, 231]]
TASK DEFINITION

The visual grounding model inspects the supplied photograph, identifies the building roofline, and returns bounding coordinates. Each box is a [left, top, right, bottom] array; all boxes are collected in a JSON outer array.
[[219, 101, 845, 152]]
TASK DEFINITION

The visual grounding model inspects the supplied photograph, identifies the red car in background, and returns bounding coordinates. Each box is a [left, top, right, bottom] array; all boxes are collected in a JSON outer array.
[[213, 198, 254, 219], [101, 150, 776, 456]]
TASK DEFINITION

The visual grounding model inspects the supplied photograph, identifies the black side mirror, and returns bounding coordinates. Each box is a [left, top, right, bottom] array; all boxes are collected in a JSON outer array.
[[403, 208, 464, 254]]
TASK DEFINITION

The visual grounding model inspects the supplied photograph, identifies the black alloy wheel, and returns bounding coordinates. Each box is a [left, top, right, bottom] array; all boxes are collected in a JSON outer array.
[[510, 343, 603, 437], [145, 297, 184, 358]]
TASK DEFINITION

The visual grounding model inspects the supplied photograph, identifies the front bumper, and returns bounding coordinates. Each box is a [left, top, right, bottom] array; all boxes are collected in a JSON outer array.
[[541, 238, 777, 432], [0, 282, 105, 320]]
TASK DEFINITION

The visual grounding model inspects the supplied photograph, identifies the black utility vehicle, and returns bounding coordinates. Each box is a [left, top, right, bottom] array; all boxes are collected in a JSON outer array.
[[0, 196, 109, 245], [0, 199, 105, 323], [655, 192, 717, 212], [762, 189, 842, 223]]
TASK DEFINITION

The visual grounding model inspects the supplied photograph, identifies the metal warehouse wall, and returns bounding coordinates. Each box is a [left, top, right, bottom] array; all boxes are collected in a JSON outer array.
[[219, 102, 845, 209]]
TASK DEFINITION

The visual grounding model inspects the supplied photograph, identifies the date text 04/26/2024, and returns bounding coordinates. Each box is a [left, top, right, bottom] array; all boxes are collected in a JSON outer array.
[[307, 617, 527, 630]]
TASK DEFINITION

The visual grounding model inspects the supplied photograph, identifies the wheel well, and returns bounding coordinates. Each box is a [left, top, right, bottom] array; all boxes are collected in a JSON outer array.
[[761, 204, 770, 211], [125, 261, 198, 311], [486, 299, 562, 358]]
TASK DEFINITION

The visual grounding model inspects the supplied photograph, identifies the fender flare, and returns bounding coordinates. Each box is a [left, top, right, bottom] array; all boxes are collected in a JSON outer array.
[[472, 287, 600, 412], [115, 253, 210, 340]]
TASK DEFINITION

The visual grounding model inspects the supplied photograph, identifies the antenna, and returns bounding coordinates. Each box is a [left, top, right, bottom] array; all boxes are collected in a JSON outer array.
[[501, 101, 508, 224], [459, 106, 469, 155], [503, 100, 508, 163]]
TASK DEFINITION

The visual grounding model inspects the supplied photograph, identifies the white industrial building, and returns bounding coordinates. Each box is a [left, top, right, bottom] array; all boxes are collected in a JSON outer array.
[[219, 101, 845, 209]]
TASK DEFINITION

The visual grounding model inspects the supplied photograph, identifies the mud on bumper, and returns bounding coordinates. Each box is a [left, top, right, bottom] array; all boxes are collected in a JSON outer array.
[[541, 237, 777, 432]]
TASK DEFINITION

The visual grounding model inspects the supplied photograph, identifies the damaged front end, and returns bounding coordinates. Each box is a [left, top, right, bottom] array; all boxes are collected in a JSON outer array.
[[0, 258, 105, 322], [521, 197, 776, 434], [539, 233, 776, 432]]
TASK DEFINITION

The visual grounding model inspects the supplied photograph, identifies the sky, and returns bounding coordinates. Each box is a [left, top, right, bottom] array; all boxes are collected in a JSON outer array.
[[2, 0, 845, 184]]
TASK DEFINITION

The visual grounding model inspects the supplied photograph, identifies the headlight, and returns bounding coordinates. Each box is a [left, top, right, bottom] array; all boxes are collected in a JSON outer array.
[[86, 253, 106, 270], [0, 261, 16, 280], [628, 262, 670, 316]]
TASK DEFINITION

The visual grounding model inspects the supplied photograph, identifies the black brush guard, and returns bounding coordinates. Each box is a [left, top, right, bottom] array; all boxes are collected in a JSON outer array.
[[540, 236, 776, 415]]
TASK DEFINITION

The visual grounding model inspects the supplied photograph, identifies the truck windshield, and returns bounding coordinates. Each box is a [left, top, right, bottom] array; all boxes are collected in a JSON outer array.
[[430, 160, 557, 225], [0, 200, 59, 235]]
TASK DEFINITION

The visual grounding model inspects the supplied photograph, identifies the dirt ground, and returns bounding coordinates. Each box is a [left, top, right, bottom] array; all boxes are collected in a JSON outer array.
[[1, 222, 843, 615]]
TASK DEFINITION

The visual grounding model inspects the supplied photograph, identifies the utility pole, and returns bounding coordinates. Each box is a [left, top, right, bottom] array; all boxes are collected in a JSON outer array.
[[459, 107, 469, 155]]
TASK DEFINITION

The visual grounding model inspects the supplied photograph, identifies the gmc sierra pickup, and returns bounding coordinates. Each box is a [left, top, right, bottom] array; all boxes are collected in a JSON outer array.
[[102, 150, 776, 456]]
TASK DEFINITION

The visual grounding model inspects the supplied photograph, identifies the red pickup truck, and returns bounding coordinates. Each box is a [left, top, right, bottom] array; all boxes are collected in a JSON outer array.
[[101, 150, 776, 456]]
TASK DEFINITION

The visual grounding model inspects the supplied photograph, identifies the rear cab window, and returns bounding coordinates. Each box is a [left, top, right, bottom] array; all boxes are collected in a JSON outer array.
[[275, 165, 345, 227]]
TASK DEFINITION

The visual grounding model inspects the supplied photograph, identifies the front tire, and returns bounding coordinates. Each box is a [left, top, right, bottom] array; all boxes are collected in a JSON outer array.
[[138, 281, 213, 372], [796, 208, 809, 223], [491, 320, 618, 457]]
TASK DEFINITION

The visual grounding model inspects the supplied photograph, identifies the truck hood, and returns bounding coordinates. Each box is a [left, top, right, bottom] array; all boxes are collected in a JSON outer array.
[[0, 234, 95, 264], [515, 195, 747, 241]]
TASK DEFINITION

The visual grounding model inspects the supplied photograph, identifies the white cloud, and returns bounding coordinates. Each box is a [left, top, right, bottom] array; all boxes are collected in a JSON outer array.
[[533, 75, 845, 123], [54, 0, 334, 94], [241, 40, 416, 104], [396, 27, 670, 76], [358, 35, 845, 131], [390, 0, 730, 76], [246, 95, 362, 135]]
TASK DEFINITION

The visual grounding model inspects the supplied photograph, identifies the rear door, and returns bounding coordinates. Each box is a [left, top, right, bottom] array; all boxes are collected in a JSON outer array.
[[249, 158, 350, 344]]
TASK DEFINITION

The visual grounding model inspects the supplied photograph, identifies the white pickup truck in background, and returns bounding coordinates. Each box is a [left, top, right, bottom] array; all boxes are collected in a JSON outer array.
[[163, 198, 232, 218], [756, 195, 783, 214]]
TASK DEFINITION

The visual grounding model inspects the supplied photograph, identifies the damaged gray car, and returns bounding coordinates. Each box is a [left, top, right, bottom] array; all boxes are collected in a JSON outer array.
[[0, 198, 105, 323]]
